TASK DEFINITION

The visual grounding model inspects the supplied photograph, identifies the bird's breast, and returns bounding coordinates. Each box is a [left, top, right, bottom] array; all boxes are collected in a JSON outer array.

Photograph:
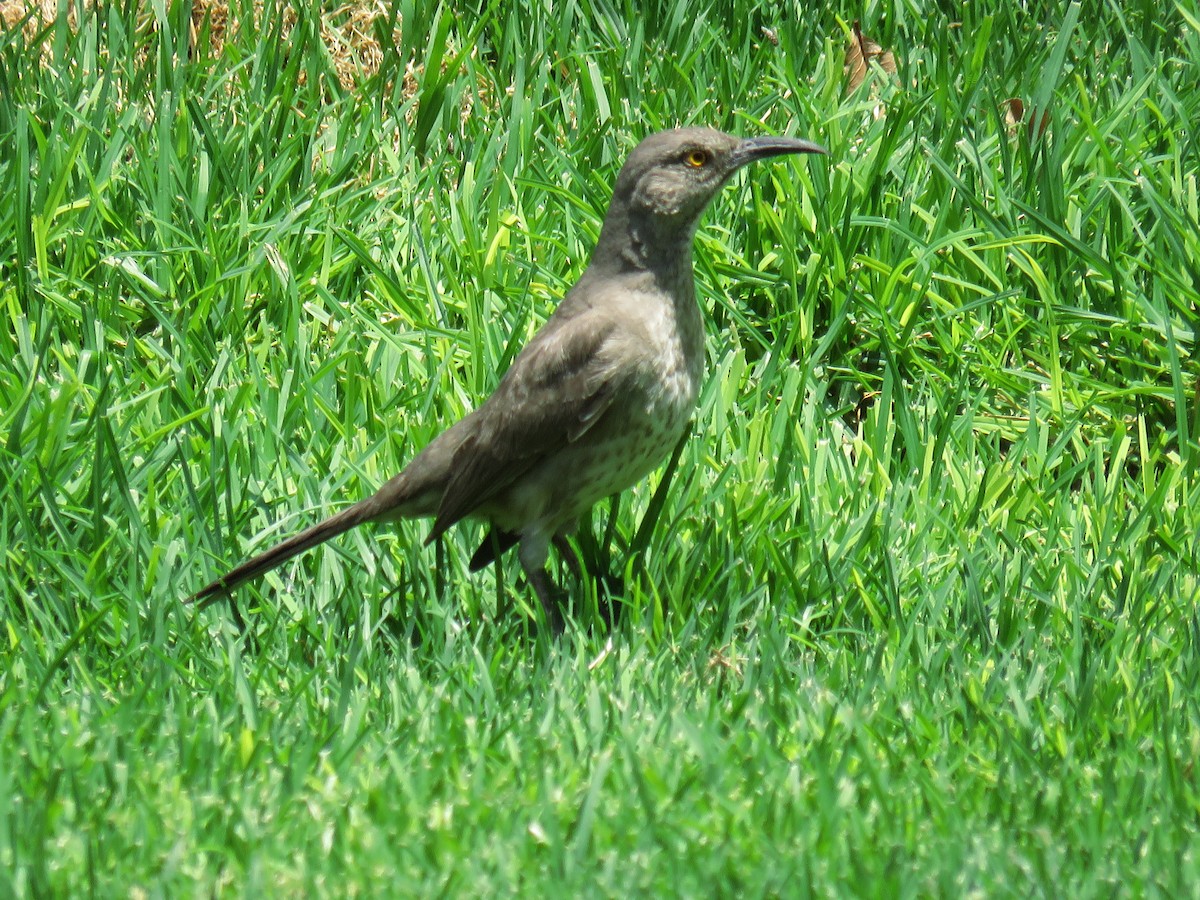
[[632, 282, 705, 412], [544, 288, 704, 513], [487, 280, 706, 537]]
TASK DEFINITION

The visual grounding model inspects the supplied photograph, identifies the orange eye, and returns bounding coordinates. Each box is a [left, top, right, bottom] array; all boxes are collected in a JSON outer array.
[[685, 149, 709, 168]]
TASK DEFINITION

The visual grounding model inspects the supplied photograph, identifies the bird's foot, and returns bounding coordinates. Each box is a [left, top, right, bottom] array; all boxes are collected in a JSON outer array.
[[526, 568, 566, 636]]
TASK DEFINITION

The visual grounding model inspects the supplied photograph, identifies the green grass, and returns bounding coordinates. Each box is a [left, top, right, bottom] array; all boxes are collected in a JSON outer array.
[[2, 0, 1198, 894]]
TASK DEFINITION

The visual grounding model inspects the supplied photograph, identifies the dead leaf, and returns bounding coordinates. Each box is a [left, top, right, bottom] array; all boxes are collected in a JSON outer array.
[[1002, 98, 1051, 141], [845, 21, 897, 93], [1002, 97, 1026, 126]]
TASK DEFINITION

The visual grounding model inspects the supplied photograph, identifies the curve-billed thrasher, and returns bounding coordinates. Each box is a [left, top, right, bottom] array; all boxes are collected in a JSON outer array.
[[192, 127, 825, 632]]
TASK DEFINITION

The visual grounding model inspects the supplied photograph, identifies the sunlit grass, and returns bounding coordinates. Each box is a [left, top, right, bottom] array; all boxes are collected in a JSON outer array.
[[1, 0, 1197, 894]]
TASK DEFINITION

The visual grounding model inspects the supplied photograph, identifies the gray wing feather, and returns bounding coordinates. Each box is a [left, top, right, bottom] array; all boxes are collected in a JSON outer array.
[[428, 310, 620, 539]]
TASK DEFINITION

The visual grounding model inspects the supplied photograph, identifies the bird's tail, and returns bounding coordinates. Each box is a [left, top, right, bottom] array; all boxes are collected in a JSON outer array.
[[189, 499, 379, 607]]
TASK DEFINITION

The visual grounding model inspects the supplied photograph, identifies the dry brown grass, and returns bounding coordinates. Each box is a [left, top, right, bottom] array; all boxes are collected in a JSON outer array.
[[0, 0, 394, 90], [0, 0, 62, 41]]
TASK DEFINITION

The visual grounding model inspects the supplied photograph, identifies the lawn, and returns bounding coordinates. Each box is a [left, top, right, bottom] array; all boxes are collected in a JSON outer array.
[[2, 0, 1198, 895]]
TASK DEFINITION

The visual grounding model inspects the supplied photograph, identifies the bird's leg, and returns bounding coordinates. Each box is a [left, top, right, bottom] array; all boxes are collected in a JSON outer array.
[[553, 531, 624, 631], [519, 535, 565, 635], [526, 568, 566, 636], [552, 533, 582, 578]]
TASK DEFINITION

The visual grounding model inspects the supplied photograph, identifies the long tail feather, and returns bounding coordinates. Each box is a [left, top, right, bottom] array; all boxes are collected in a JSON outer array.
[[189, 500, 378, 607]]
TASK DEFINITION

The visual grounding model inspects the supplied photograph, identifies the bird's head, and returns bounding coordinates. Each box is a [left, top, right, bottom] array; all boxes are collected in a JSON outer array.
[[596, 127, 826, 269]]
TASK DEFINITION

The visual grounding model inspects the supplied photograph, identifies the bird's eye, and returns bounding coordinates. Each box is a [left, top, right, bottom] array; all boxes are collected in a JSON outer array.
[[684, 149, 709, 168]]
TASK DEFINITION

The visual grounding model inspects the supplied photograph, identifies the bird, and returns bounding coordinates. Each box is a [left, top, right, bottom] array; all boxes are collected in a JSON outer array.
[[192, 126, 826, 633]]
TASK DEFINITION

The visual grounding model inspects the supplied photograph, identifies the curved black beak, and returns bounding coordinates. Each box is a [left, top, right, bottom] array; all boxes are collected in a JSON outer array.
[[730, 135, 827, 169]]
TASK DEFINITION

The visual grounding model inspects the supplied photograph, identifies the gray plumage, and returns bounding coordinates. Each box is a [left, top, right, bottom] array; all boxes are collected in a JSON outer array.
[[192, 127, 826, 632]]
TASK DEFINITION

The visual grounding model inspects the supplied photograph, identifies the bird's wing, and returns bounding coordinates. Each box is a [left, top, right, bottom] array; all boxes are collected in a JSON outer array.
[[428, 308, 622, 539]]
